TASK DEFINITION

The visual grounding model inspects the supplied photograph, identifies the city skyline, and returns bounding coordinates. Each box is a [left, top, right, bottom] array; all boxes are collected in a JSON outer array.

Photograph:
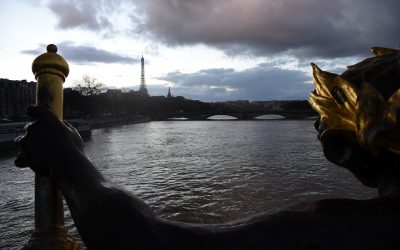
[[1, 0, 399, 101]]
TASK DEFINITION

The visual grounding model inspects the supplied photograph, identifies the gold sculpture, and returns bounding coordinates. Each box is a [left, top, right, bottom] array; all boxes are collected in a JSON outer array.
[[309, 47, 400, 155]]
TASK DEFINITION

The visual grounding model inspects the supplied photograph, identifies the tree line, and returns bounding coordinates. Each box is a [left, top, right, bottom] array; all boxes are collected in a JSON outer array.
[[64, 75, 220, 119], [64, 89, 218, 118]]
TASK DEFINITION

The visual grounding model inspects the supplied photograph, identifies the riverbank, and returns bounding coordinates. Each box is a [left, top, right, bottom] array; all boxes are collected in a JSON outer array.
[[0, 115, 151, 151]]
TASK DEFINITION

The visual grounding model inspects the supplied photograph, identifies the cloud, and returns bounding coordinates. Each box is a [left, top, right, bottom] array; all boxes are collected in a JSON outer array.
[[44, 0, 400, 59], [156, 63, 311, 101], [35, 0, 399, 101], [47, 0, 116, 31], [139, 0, 400, 59], [22, 42, 137, 64]]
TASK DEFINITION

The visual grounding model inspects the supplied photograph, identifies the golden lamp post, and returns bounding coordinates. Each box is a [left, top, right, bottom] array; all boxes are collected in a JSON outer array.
[[23, 44, 79, 249]]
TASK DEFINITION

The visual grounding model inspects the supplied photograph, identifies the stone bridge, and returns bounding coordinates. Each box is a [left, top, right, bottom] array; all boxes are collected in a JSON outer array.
[[152, 109, 317, 120]]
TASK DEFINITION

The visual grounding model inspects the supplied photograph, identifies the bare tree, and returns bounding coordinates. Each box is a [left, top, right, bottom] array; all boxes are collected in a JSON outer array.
[[73, 75, 106, 96]]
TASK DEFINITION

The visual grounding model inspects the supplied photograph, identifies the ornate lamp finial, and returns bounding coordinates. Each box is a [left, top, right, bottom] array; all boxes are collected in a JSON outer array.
[[47, 44, 58, 53], [32, 44, 69, 81]]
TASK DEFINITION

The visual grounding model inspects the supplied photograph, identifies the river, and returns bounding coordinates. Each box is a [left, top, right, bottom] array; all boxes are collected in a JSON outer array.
[[0, 119, 376, 249]]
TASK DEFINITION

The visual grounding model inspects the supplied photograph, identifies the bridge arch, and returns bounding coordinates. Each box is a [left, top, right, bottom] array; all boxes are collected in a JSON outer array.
[[206, 115, 239, 120], [165, 117, 189, 121], [253, 114, 286, 120]]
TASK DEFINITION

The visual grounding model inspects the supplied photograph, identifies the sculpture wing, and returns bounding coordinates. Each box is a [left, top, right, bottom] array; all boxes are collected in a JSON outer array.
[[309, 63, 357, 137]]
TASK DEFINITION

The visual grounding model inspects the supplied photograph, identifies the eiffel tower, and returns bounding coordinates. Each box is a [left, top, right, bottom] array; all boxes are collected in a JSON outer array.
[[139, 53, 149, 96]]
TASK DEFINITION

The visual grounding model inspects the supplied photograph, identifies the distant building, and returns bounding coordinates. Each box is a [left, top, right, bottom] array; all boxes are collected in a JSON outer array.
[[0, 79, 36, 120], [167, 87, 172, 98], [139, 54, 149, 97]]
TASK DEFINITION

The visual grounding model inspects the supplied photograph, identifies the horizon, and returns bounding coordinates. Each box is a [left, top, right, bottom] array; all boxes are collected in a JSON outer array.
[[1, 0, 399, 102]]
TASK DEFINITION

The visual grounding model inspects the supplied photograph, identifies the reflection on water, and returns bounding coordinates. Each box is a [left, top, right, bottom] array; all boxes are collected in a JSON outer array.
[[0, 120, 376, 249]]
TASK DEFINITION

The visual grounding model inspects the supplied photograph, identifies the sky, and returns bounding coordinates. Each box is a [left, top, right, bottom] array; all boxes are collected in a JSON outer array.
[[0, 0, 399, 101]]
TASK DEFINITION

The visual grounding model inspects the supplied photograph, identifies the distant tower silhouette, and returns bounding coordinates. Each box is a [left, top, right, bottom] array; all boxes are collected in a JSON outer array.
[[167, 86, 172, 98], [139, 53, 149, 96]]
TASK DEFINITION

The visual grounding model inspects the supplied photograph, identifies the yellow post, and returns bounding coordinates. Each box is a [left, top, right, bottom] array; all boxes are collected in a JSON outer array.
[[23, 44, 79, 249]]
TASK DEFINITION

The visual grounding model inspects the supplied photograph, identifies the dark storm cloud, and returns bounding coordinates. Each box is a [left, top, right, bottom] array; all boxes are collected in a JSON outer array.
[[157, 63, 311, 101], [47, 0, 113, 31], [37, 0, 398, 100], [45, 0, 400, 59], [139, 0, 400, 58], [22, 42, 137, 64]]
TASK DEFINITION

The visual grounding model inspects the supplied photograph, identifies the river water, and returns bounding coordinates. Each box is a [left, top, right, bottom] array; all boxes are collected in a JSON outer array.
[[0, 119, 376, 249]]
